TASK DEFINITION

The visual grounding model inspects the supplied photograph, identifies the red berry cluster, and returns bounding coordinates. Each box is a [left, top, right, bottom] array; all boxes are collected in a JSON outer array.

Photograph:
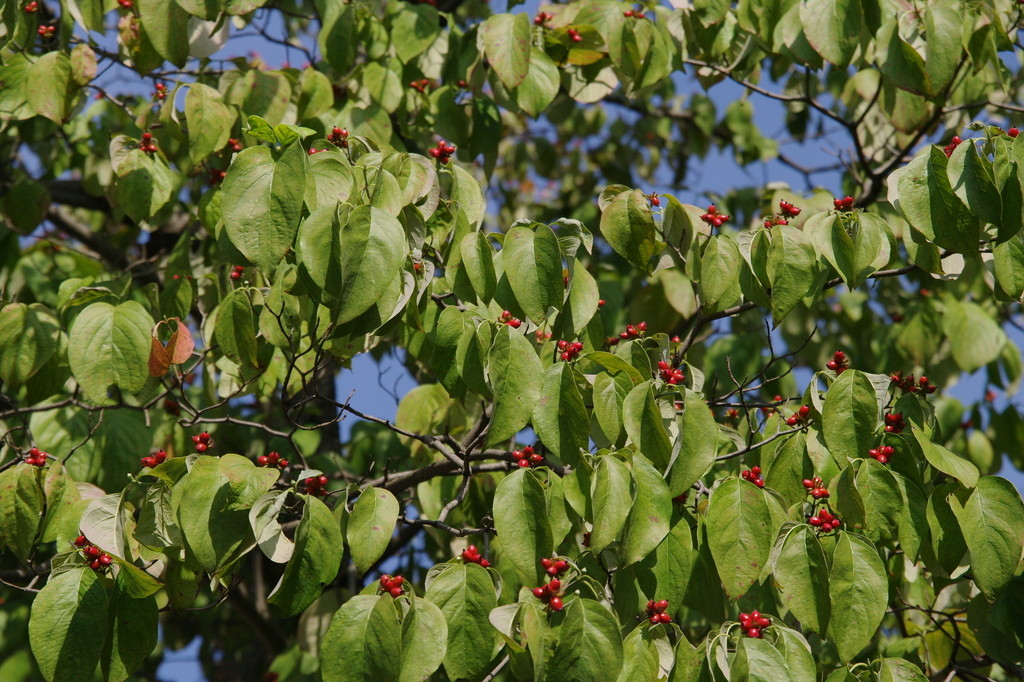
[[229, 265, 245, 280], [328, 126, 348, 148], [883, 412, 905, 434], [1010, 128, 1019, 138], [808, 508, 841, 533], [153, 83, 167, 100], [140, 449, 168, 469], [567, 27, 583, 42], [826, 350, 848, 374], [409, 78, 430, 94], [37, 25, 54, 37], [74, 535, 113, 572], [763, 216, 789, 228], [24, 1, 38, 12], [623, 9, 646, 18], [379, 575, 405, 598], [460, 544, 490, 568], [740, 466, 765, 488], [226, 138, 242, 152], [890, 371, 936, 395], [779, 200, 801, 217], [542, 557, 568, 577], [700, 204, 729, 228], [644, 599, 671, 624], [23, 447, 47, 467], [558, 340, 583, 362], [724, 408, 739, 421], [761, 395, 782, 416], [304, 474, 329, 497], [191, 431, 212, 453], [139, 132, 158, 154], [943, 136, 962, 157], [739, 610, 771, 638], [512, 445, 542, 468], [647, 192, 660, 206], [536, 330, 552, 343], [867, 445, 895, 465], [256, 451, 289, 469], [802, 476, 829, 499], [532, 579, 564, 611], [499, 310, 522, 328], [209, 168, 226, 185], [786, 405, 811, 427], [657, 361, 685, 384], [534, 11, 552, 25], [428, 140, 456, 164], [618, 321, 646, 341], [833, 196, 855, 211]]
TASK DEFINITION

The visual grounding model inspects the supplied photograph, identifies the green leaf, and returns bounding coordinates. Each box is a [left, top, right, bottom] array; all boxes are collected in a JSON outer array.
[[68, 301, 154, 404], [912, 428, 980, 488], [546, 598, 624, 681], [0, 303, 60, 386], [767, 225, 816, 324], [487, 325, 543, 445], [335, 206, 409, 324], [927, 483, 968, 575], [878, 658, 928, 682], [493, 468, 553, 581], [502, 223, 564, 324], [855, 459, 903, 544], [923, 1, 962, 93], [950, 476, 1024, 599], [40, 462, 81, 545], [601, 189, 659, 273], [431, 307, 468, 399], [622, 381, 673, 471], [268, 496, 344, 617], [877, 20, 931, 96], [828, 533, 887, 662], [619, 453, 671, 566], [0, 465, 43, 561], [248, 491, 293, 563], [393, 5, 440, 63], [399, 597, 448, 682], [222, 143, 306, 274], [591, 454, 632, 554], [460, 231, 497, 304], [800, 0, 861, 67], [29, 568, 109, 682], [114, 149, 174, 224], [533, 363, 589, 466], [732, 637, 793, 682], [480, 13, 531, 90], [346, 486, 400, 576], [706, 478, 772, 600], [994, 236, 1024, 298], [214, 288, 258, 368], [896, 148, 980, 255], [822, 369, 878, 465], [592, 371, 627, 446], [102, 577, 159, 682], [321, 595, 403, 681], [26, 52, 78, 124], [517, 47, 560, 118], [111, 557, 163, 599], [555, 257, 600, 339], [947, 138, 1001, 226], [700, 235, 743, 311], [424, 563, 498, 680], [138, 0, 190, 67], [942, 299, 1007, 374], [773, 525, 830, 635], [318, 2, 356, 73], [651, 515, 695, 619], [669, 389, 719, 496], [185, 83, 235, 164]]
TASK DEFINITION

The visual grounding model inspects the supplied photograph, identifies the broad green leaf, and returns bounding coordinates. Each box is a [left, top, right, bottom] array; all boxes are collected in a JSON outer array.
[[502, 224, 564, 324], [732, 636, 793, 682], [616, 626, 660, 682], [808, 213, 855, 286], [622, 381, 673, 471], [800, 0, 861, 67], [669, 389, 718, 496], [214, 288, 258, 368], [546, 598, 624, 681], [139, 0, 190, 66], [185, 83, 235, 164], [29, 568, 109, 682], [828, 533, 887, 662], [878, 658, 928, 682], [877, 20, 931, 96], [895, 475, 929, 562], [651, 515, 695, 618], [923, 1, 962, 93], [706, 477, 772, 600], [947, 138, 1001, 226], [102, 577, 159, 682], [0, 465, 43, 561], [480, 13, 531, 90], [942, 299, 1007, 374], [487, 325, 543, 445], [517, 47, 560, 118], [927, 483, 968, 575], [620, 453, 671, 566], [135, 481, 180, 550], [774, 627, 816, 682], [268, 496, 344, 617], [114, 149, 174, 224], [0, 303, 60, 386], [222, 143, 306, 274], [424, 563, 498, 680], [321, 595, 402, 681], [767, 225, 815, 324], [431, 307, 468, 399], [897, 148, 980, 255], [700, 235, 743, 311], [335, 206, 409, 324], [592, 371, 628, 446], [249, 490, 294, 563], [347, 486, 399, 576], [950, 476, 1024, 599], [822, 370, 878, 465], [399, 597, 448, 682], [40, 462, 82, 545], [912, 428, 980, 488], [460, 231, 497, 304], [68, 301, 154, 404], [318, 1, 356, 74], [994, 236, 1024, 299], [555, 257, 600, 338], [533, 363, 589, 466], [765, 433, 812, 508], [601, 189, 659, 273], [392, 5, 440, 64], [774, 525, 830, 635], [591, 454, 632, 554], [307, 150, 354, 210], [492, 468, 553, 581], [80, 492, 137, 562], [855, 459, 903, 544], [584, 351, 647, 385], [26, 52, 77, 124]]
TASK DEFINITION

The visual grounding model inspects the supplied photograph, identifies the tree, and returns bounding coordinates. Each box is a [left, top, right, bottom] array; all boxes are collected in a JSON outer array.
[[3, 0, 1024, 680]]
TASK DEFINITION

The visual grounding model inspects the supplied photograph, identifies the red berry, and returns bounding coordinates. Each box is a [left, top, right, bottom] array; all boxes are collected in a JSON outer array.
[[195, 442, 208, 453], [199, 432, 210, 443], [142, 457, 156, 468], [86, 546, 101, 558], [389, 587, 403, 598], [257, 456, 268, 466], [533, 587, 546, 598], [1010, 128, 1020, 138], [99, 554, 113, 566], [747, 627, 761, 638], [90, 560, 101, 570], [74, 535, 87, 547], [550, 596, 564, 610]]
